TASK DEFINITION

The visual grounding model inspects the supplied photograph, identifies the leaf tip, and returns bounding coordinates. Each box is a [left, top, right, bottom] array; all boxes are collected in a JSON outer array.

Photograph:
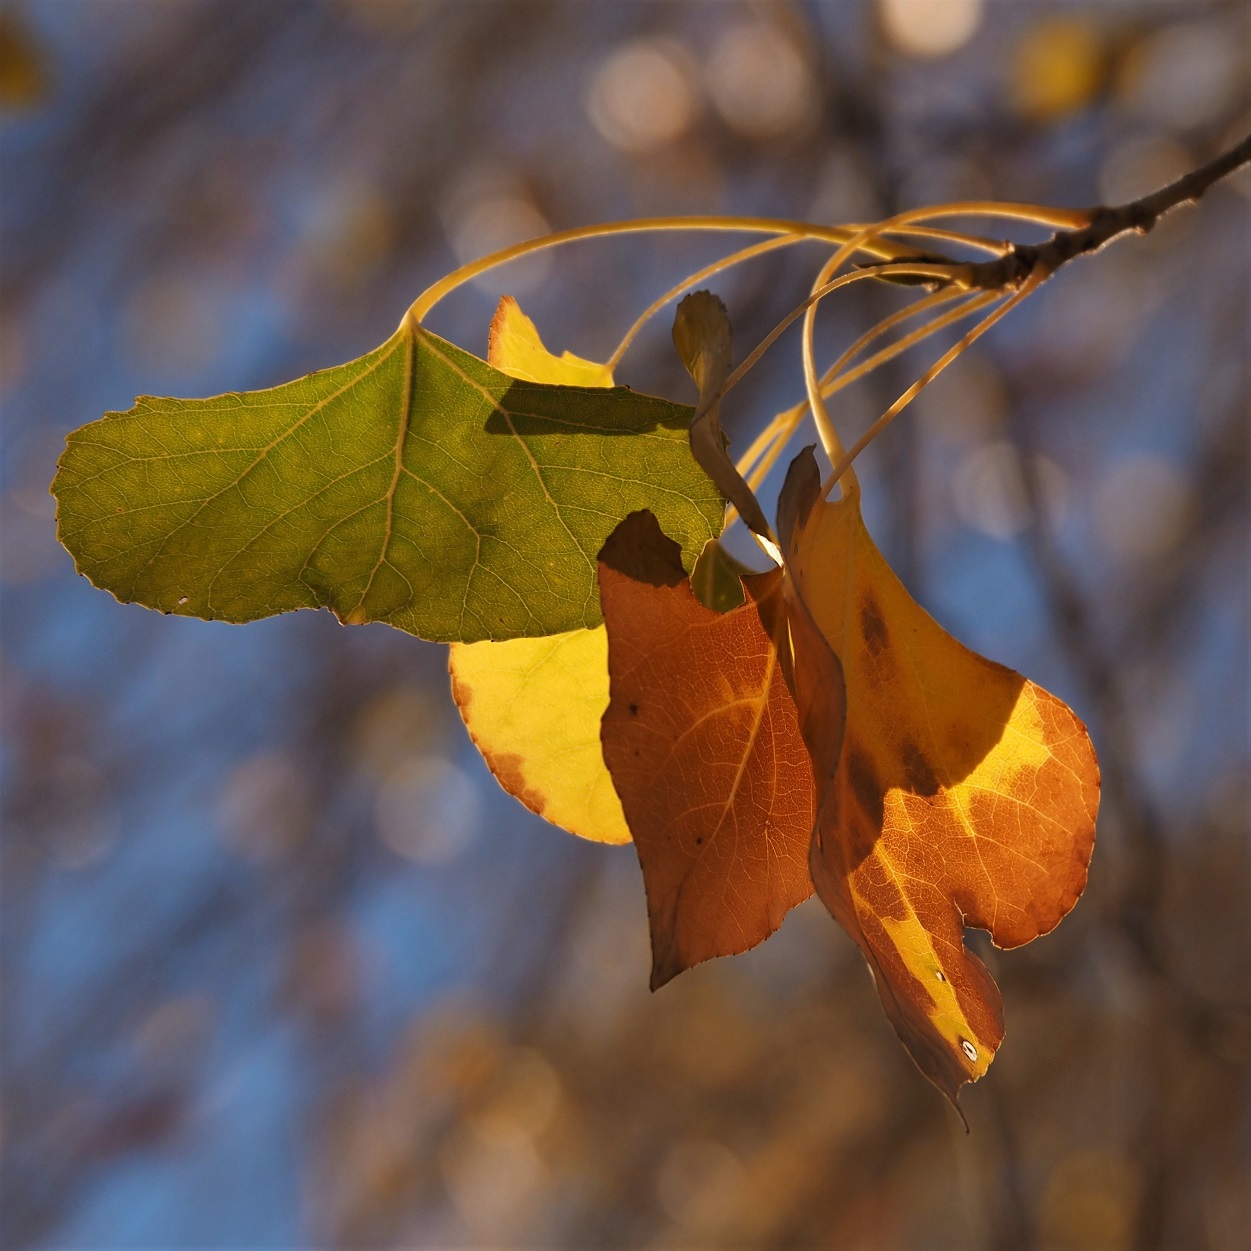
[[649, 956, 681, 993], [777, 444, 822, 553]]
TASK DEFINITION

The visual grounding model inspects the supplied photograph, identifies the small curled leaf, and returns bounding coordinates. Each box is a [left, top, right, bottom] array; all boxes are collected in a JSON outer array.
[[673, 291, 775, 544]]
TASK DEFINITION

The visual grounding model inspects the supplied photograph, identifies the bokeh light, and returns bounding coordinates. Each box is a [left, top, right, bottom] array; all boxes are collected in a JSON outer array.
[[1009, 17, 1103, 121], [439, 165, 552, 295], [217, 750, 312, 864], [376, 756, 482, 865], [585, 38, 698, 153], [1093, 453, 1191, 562], [705, 22, 816, 140], [656, 1136, 747, 1232], [1116, 19, 1246, 132], [951, 441, 1069, 540], [879, 0, 984, 58]]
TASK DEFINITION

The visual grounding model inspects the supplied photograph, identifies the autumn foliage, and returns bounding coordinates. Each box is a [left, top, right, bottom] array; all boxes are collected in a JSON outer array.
[[448, 297, 1099, 1106], [53, 222, 1120, 1107]]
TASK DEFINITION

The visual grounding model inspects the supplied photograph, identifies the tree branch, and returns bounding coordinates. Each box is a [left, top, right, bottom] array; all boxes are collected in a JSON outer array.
[[964, 130, 1251, 290]]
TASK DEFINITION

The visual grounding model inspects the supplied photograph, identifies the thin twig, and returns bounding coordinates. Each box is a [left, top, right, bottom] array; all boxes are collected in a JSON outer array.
[[958, 131, 1251, 291]]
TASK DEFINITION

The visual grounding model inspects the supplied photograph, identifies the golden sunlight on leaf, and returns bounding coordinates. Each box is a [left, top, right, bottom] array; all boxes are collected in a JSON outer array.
[[779, 449, 1099, 1104], [451, 626, 629, 845], [484, 294, 610, 387], [598, 510, 814, 989], [450, 296, 629, 844]]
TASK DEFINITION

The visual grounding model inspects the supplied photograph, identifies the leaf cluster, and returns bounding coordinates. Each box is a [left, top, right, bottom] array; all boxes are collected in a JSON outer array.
[[51, 241, 1109, 1110]]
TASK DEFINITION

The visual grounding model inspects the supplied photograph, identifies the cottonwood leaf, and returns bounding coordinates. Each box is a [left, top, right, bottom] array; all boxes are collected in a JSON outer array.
[[673, 291, 774, 543], [598, 509, 814, 989], [451, 622, 630, 844], [451, 297, 629, 843], [486, 293, 613, 388], [53, 307, 723, 643], [779, 447, 1099, 1105]]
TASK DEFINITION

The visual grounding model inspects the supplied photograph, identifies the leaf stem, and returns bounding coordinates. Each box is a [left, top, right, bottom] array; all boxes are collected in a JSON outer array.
[[881, 225, 1010, 255], [822, 266, 1047, 495], [721, 262, 958, 401], [734, 288, 984, 493], [824, 288, 994, 398], [405, 215, 933, 325], [603, 235, 800, 377]]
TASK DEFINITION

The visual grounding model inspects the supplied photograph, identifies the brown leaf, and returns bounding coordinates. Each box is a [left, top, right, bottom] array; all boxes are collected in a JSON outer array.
[[673, 291, 774, 543], [598, 510, 814, 989], [779, 448, 1099, 1105]]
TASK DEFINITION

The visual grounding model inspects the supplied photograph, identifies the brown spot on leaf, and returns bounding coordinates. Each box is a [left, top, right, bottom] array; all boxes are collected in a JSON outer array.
[[480, 749, 548, 819], [847, 747, 885, 828], [860, 592, 889, 656], [900, 739, 939, 796], [846, 817, 876, 865]]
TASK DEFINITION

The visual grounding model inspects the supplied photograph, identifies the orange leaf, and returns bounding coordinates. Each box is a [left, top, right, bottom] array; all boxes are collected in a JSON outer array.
[[598, 511, 815, 989], [779, 449, 1099, 1105]]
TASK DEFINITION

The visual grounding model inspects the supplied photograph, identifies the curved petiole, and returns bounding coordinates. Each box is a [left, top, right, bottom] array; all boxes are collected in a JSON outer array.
[[734, 288, 977, 479], [405, 215, 936, 326], [823, 265, 1049, 495], [602, 235, 800, 378]]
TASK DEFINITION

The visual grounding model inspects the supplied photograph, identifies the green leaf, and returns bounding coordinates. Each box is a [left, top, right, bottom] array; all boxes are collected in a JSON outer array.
[[52, 321, 724, 642]]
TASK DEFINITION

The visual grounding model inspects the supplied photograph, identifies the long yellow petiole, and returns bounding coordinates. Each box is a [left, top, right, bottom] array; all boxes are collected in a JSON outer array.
[[791, 195, 1073, 488], [823, 265, 1049, 494], [881, 224, 1009, 254], [734, 290, 960, 477], [719, 262, 959, 402], [728, 287, 1002, 522], [405, 214, 936, 325], [602, 235, 800, 378], [827, 288, 1002, 399]]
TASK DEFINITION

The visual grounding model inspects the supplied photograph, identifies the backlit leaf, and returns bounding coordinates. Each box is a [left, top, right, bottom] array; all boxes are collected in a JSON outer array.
[[53, 309, 722, 643], [779, 448, 1099, 1103], [598, 509, 814, 989], [485, 294, 613, 388], [673, 290, 774, 542], [451, 297, 629, 843], [451, 623, 630, 844]]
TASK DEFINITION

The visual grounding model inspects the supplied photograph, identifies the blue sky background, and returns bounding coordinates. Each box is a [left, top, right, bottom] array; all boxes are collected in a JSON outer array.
[[2, 2, 1247, 1246]]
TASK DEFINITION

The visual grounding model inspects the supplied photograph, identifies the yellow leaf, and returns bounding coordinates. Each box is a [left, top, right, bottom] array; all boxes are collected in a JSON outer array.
[[779, 448, 1098, 1103], [451, 625, 630, 844], [484, 294, 613, 387], [449, 295, 629, 843]]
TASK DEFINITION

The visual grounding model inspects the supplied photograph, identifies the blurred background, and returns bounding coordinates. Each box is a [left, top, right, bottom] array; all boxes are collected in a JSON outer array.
[[1, 1, 1247, 1247]]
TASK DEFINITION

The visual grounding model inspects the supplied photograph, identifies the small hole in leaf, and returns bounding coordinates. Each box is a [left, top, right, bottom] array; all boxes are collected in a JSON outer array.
[[960, 1039, 978, 1062], [177, 596, 189, 606], [935, 970, 946, 982]]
